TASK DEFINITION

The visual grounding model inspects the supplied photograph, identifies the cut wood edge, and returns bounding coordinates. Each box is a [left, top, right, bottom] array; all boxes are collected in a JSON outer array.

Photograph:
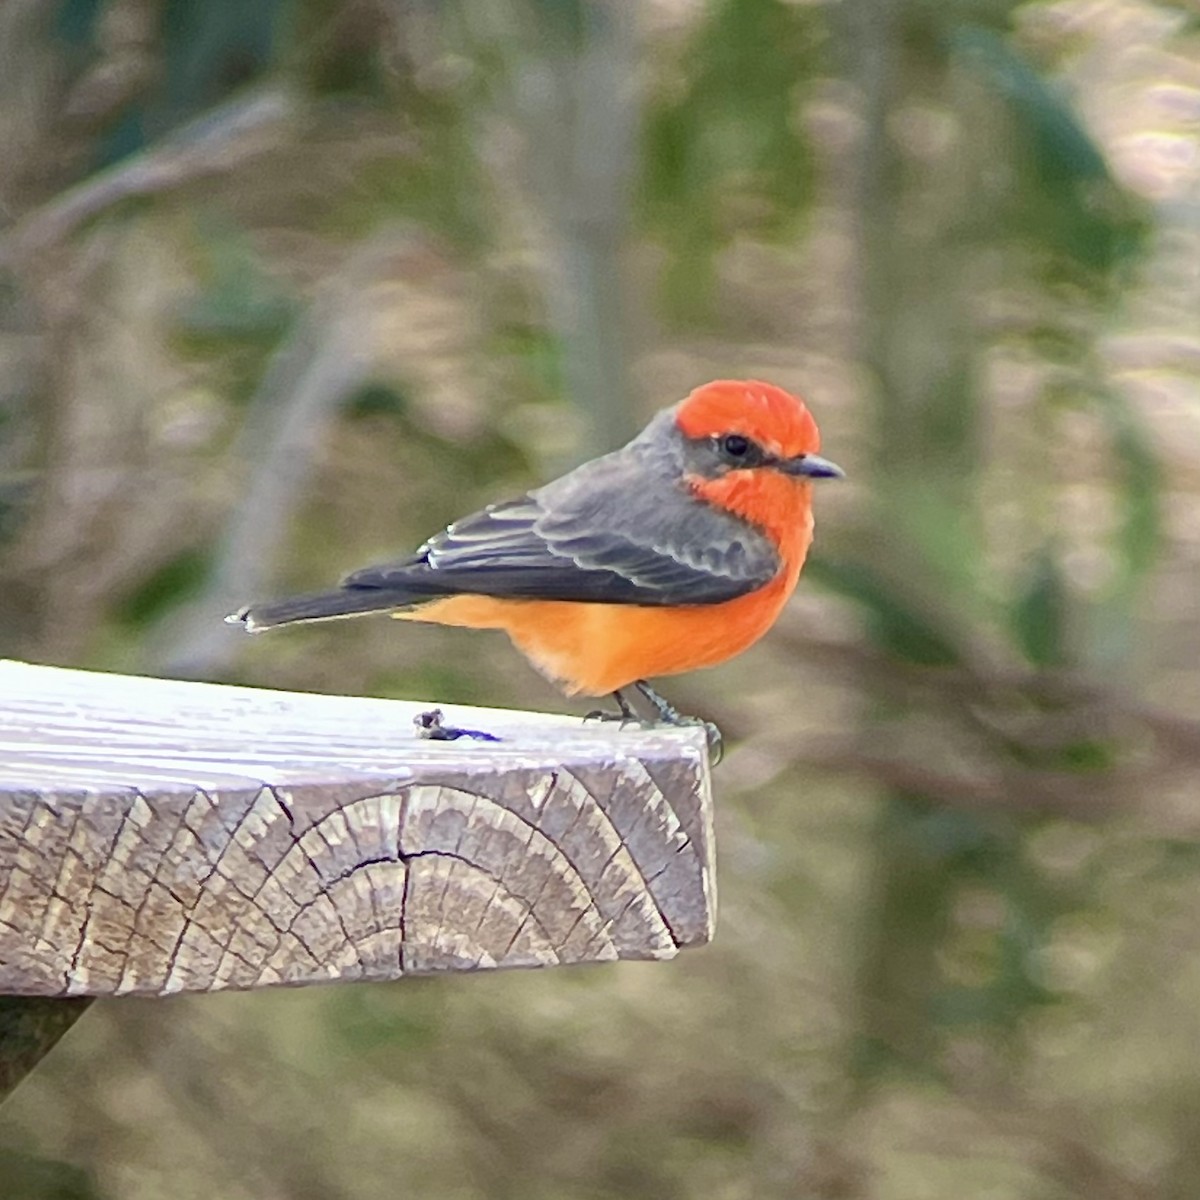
[[0, 662, 717, 998]]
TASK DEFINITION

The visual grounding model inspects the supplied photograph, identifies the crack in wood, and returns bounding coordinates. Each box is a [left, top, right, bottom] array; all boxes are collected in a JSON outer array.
[[580, 759, 700, 945], [67, 791, 139, 994], [402, 850, 562, 969], [555, 767, 677, 947], [115, 788, 190, 993], [271, 787, 295, 828], [402, 782, 617, 964], [290, 816, 364, 976], [43, 801, 86, 991]]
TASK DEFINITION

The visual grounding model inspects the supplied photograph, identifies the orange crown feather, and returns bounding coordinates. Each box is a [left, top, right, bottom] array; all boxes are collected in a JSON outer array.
[[673, 380, 820, 459]]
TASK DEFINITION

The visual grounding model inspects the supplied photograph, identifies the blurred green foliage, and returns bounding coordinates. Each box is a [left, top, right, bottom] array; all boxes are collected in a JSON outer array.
[[2, 0, 1198, 1197], [0, 1148, 102, 1200], [831, 0, 1166, 1113], [953, 25, 1148, 275], [641, 0, 822, 320]]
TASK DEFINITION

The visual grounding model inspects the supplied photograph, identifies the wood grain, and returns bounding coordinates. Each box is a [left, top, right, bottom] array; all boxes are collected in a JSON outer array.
[[0, 662, 715, 997]]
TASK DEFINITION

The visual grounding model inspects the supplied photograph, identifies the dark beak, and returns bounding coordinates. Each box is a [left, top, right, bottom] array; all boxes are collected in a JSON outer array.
[[780, 453, 845, 480]]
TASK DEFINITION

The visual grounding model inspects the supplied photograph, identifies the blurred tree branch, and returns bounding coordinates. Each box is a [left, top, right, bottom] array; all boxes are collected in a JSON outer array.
[[0, 85, 299, 270], [768, 629, 1200, 760], [462, 0, 640, 458], [155, 227, 452, 679], [694, 613, 1200, 834]]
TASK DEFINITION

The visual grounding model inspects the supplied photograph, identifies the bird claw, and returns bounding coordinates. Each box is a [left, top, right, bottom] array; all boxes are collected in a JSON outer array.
[[683, 717, 724, 766], [583, 709, 644, 732], [583, 687, 641, 727]]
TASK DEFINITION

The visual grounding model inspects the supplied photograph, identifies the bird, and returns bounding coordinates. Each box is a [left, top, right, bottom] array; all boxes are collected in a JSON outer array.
[[229, 379, 843, 744]]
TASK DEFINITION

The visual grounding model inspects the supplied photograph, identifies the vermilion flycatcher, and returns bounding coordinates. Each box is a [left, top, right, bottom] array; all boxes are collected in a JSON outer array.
[[230, 379, 842, 731]]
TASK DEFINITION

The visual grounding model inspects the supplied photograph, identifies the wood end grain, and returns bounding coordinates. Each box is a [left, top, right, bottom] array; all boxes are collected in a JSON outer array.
[[0, 661, 717, 998]]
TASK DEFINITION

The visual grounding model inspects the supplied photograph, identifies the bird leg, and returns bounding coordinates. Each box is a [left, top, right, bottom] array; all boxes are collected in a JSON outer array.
[[632, 681, 724, 765], [632, 680, 685, 724], [585, 684, 723, 763]]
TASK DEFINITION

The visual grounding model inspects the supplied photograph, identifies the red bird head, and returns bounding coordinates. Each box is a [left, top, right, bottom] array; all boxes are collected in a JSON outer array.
[[671, 379, 843, 481]]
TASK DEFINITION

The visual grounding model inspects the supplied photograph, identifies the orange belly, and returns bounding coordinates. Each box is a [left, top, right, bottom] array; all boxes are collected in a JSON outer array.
[[396, 563, 801, 696]]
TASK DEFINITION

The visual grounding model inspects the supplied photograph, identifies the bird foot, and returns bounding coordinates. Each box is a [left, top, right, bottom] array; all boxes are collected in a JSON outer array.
[[586, 682, 723, 764], [632, 681, 724, 764], [583, 687, 642, 728]]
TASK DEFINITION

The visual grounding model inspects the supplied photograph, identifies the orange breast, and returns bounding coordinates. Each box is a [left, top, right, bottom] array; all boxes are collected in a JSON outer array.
[[399, 494, 814, 696]]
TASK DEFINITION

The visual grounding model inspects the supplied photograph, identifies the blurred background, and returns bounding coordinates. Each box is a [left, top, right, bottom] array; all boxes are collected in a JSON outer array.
[[1, 0, 1199, 1196]]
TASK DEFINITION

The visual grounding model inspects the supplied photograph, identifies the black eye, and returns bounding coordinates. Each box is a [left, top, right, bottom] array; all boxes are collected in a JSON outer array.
[[718, 433, 752, 460]]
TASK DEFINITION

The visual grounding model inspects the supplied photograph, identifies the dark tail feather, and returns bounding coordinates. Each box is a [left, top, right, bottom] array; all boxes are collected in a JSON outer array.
[[227, 588, 416, 632]]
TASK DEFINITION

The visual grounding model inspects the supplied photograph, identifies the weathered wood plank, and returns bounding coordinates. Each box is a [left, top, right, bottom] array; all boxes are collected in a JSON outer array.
[[0, 661, 715, 998]]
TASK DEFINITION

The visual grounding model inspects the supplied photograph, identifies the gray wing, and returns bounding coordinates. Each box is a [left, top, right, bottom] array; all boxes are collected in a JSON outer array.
[[342, 426, 781, 607]]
